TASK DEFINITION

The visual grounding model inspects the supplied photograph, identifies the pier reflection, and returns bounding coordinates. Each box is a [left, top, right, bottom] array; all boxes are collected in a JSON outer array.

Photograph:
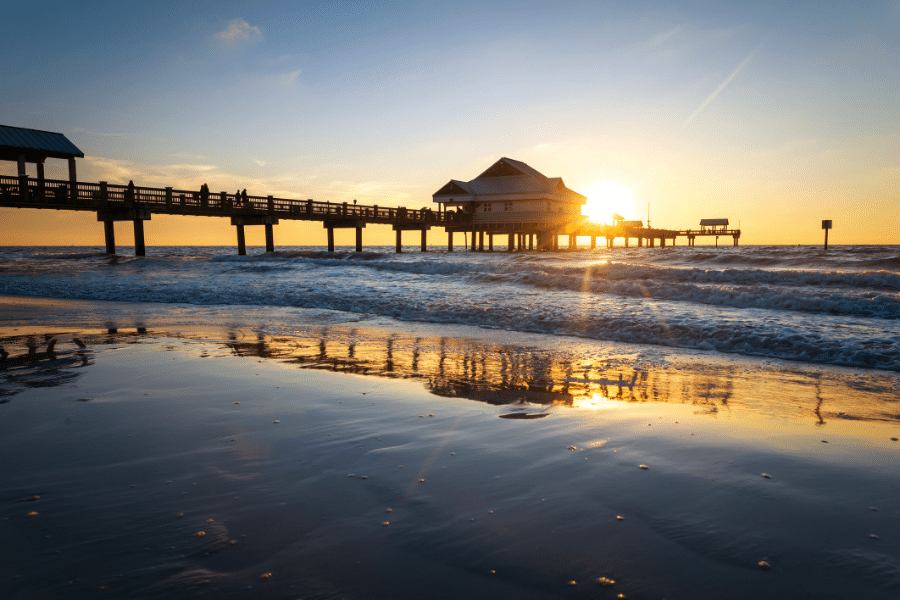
[[217, 327, 892, 427], [2, 326, 895, 429], [0, 329, 149, 401]]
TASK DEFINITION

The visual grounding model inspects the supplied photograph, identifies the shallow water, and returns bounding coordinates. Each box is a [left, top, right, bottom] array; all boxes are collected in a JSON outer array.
[[1, 244, 898, 370], [2, 319, 899, 599]]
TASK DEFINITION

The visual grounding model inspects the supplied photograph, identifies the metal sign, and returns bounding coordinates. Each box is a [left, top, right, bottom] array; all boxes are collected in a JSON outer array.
[[822, 220, 832, 229]]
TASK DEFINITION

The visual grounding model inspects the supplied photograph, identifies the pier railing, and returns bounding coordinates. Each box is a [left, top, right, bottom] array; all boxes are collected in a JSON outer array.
[[0, 175, 469, 226]]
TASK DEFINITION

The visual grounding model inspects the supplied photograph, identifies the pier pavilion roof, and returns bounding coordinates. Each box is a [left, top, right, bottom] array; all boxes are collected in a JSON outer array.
[[433, 157, 585, 206], [0, 125, 84, 162]]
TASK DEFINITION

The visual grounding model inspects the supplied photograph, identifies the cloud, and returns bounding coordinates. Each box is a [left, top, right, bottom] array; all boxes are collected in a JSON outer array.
[[215, 18, 262, 44], [253, 159, 266, 167], [277, 69, 302, 85]]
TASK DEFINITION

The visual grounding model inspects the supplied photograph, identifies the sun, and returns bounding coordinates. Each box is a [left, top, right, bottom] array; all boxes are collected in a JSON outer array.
[[582, 182, 635, 224]]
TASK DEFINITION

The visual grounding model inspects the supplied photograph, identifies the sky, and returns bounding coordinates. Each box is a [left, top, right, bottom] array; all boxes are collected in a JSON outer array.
[[2, 0, 898, 247]]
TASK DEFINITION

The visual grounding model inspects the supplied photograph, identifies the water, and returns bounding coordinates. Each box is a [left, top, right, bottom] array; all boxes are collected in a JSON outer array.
[[0, 244, 898, 370]]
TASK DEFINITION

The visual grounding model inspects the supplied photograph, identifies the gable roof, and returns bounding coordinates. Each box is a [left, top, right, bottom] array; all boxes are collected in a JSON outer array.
[[0, 125, 84, 161], [434, 157, 585, 204]]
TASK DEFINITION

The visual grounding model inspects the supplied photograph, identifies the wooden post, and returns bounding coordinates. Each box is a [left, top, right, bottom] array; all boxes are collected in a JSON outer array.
[[529, 234, 533, 250], [590, 236, 596, 249], [448, 231, 453, 252], [68, 157, 77, 203], [660, 238, 666, 248], [17, 155, 27, 201], [103, 220, 115, 254], [638, 237, 643, 247], [265, 223, 274, 252], [478, 231, 484, 252], [36, 160, 45, 200], [328, 227, 335, 252], [421, 229, 427, 252], [395, 229, 402, 253], [134, 219, 146, 257], [508, 233, 514, 251], [356, 227, 363, 252], [649, 238, 654, 248], [236, 224, 246, 256], [625, 237, 629, 248], [489, 234, 494, 251], [165, 187, 173, 209], [268, 195, 274, 214], [822, 220, 832, 250]]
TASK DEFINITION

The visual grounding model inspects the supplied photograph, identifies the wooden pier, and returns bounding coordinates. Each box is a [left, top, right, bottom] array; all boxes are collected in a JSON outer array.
[[0, 127, 740, 255], [0, 174, 741, 254]]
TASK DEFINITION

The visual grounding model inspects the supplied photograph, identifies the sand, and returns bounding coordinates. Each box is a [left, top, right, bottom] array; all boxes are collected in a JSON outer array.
[[1, 297, 900, 599]]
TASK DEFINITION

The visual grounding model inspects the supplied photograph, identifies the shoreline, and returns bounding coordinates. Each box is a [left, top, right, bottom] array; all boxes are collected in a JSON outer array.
[[2, 296, 900, 598]]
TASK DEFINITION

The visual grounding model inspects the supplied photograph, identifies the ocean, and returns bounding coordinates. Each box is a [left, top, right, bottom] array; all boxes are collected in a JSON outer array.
[[1, 244, 897, 371], [3, 244, 900, 599]]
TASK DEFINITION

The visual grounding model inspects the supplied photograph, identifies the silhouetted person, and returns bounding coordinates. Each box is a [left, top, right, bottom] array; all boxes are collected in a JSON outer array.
[[241, 189, 248, 206], [200, 183, 209, 207]]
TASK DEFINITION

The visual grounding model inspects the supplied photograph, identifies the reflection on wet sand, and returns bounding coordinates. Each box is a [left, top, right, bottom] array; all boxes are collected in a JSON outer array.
[[2, 326, 897, 428]]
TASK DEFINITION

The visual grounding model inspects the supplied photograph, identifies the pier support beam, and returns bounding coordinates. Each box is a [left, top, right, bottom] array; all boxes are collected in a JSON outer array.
[[237, 224, 247, 256], [489, 234, 494, 251], [356, 227, 363, 252], [508, 234, 514, 251], [134, 219, 146, 256], [265, 223, 274, 252], [98, 206, 151, 256], [232, 215, 279, 255], [396, 230, 402, 253], [478, 231, 484, 252], [421, 229, 427, 252], [104, 221, 115, 254], [590, 236, 596, 249], [448, 232, 453, 252], [638, 237, 643, 247], [529, 234, 533, 250]]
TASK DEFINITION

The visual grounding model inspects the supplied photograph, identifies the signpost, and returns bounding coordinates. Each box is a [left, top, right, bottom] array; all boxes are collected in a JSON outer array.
[[822, 220, 832, 250]]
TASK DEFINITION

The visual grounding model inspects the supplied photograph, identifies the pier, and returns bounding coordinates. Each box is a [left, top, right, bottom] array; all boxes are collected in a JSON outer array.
[[1, 126, 740, 254]]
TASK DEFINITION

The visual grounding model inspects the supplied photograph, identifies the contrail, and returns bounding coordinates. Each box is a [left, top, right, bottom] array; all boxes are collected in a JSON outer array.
[[685, 48, 758, 124]]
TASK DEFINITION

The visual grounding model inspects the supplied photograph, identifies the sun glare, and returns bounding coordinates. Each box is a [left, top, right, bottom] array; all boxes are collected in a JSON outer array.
[[582, 182, 635, 224]]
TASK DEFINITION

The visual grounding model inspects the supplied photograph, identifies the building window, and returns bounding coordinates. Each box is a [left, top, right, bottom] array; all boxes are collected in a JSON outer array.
[[483, 203, 492, 212], [504, 201, 513, 211]]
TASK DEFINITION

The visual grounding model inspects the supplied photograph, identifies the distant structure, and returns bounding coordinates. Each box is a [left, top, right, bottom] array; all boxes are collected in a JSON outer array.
[[432, 157, 586, 251], [0, 124, 84, 200], [699, 218, 729, 232]]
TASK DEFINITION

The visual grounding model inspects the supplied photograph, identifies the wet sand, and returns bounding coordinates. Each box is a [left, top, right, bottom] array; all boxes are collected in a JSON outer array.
[[1, 297, 900, 599]]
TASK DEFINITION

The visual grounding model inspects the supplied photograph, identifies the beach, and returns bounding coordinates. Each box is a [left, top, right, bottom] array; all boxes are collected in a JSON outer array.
[[2, 291, 899, 599]]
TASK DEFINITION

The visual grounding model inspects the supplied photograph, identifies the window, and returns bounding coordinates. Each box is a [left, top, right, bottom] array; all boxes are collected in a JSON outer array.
[[483, 203, 492, 212], [504, 201, 513, 211]]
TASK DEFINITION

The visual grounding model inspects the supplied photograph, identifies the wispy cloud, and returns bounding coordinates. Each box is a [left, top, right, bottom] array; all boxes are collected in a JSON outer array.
[[685, 47, 759, 124], [215, 18, 262, 44], [277, 69, 302, 85], [253, 159, 266, 167]]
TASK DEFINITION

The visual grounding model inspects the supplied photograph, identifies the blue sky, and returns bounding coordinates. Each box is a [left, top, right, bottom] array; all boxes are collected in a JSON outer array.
[[2, 0, 898, 245]]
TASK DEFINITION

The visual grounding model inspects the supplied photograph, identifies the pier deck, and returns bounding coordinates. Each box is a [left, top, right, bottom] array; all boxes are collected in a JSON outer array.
[[0, 175, 740, 253]]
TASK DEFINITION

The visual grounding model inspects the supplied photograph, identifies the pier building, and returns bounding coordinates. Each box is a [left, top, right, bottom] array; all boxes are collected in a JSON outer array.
[[433, 157, 586, 251]]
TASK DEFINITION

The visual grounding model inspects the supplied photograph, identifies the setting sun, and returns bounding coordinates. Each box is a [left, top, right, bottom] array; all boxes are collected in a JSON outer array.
[[582, 182, 635, 224]]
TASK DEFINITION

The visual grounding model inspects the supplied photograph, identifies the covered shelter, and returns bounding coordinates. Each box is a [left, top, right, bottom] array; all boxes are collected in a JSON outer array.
[[0, 125, 84, 201], [699, 218, 729, 232]]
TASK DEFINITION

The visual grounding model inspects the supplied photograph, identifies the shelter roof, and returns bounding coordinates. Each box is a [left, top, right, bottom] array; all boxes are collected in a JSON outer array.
[[700, 218, 729, 226], [0, 125, 84, 161], [434, 157, 585, 203]]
